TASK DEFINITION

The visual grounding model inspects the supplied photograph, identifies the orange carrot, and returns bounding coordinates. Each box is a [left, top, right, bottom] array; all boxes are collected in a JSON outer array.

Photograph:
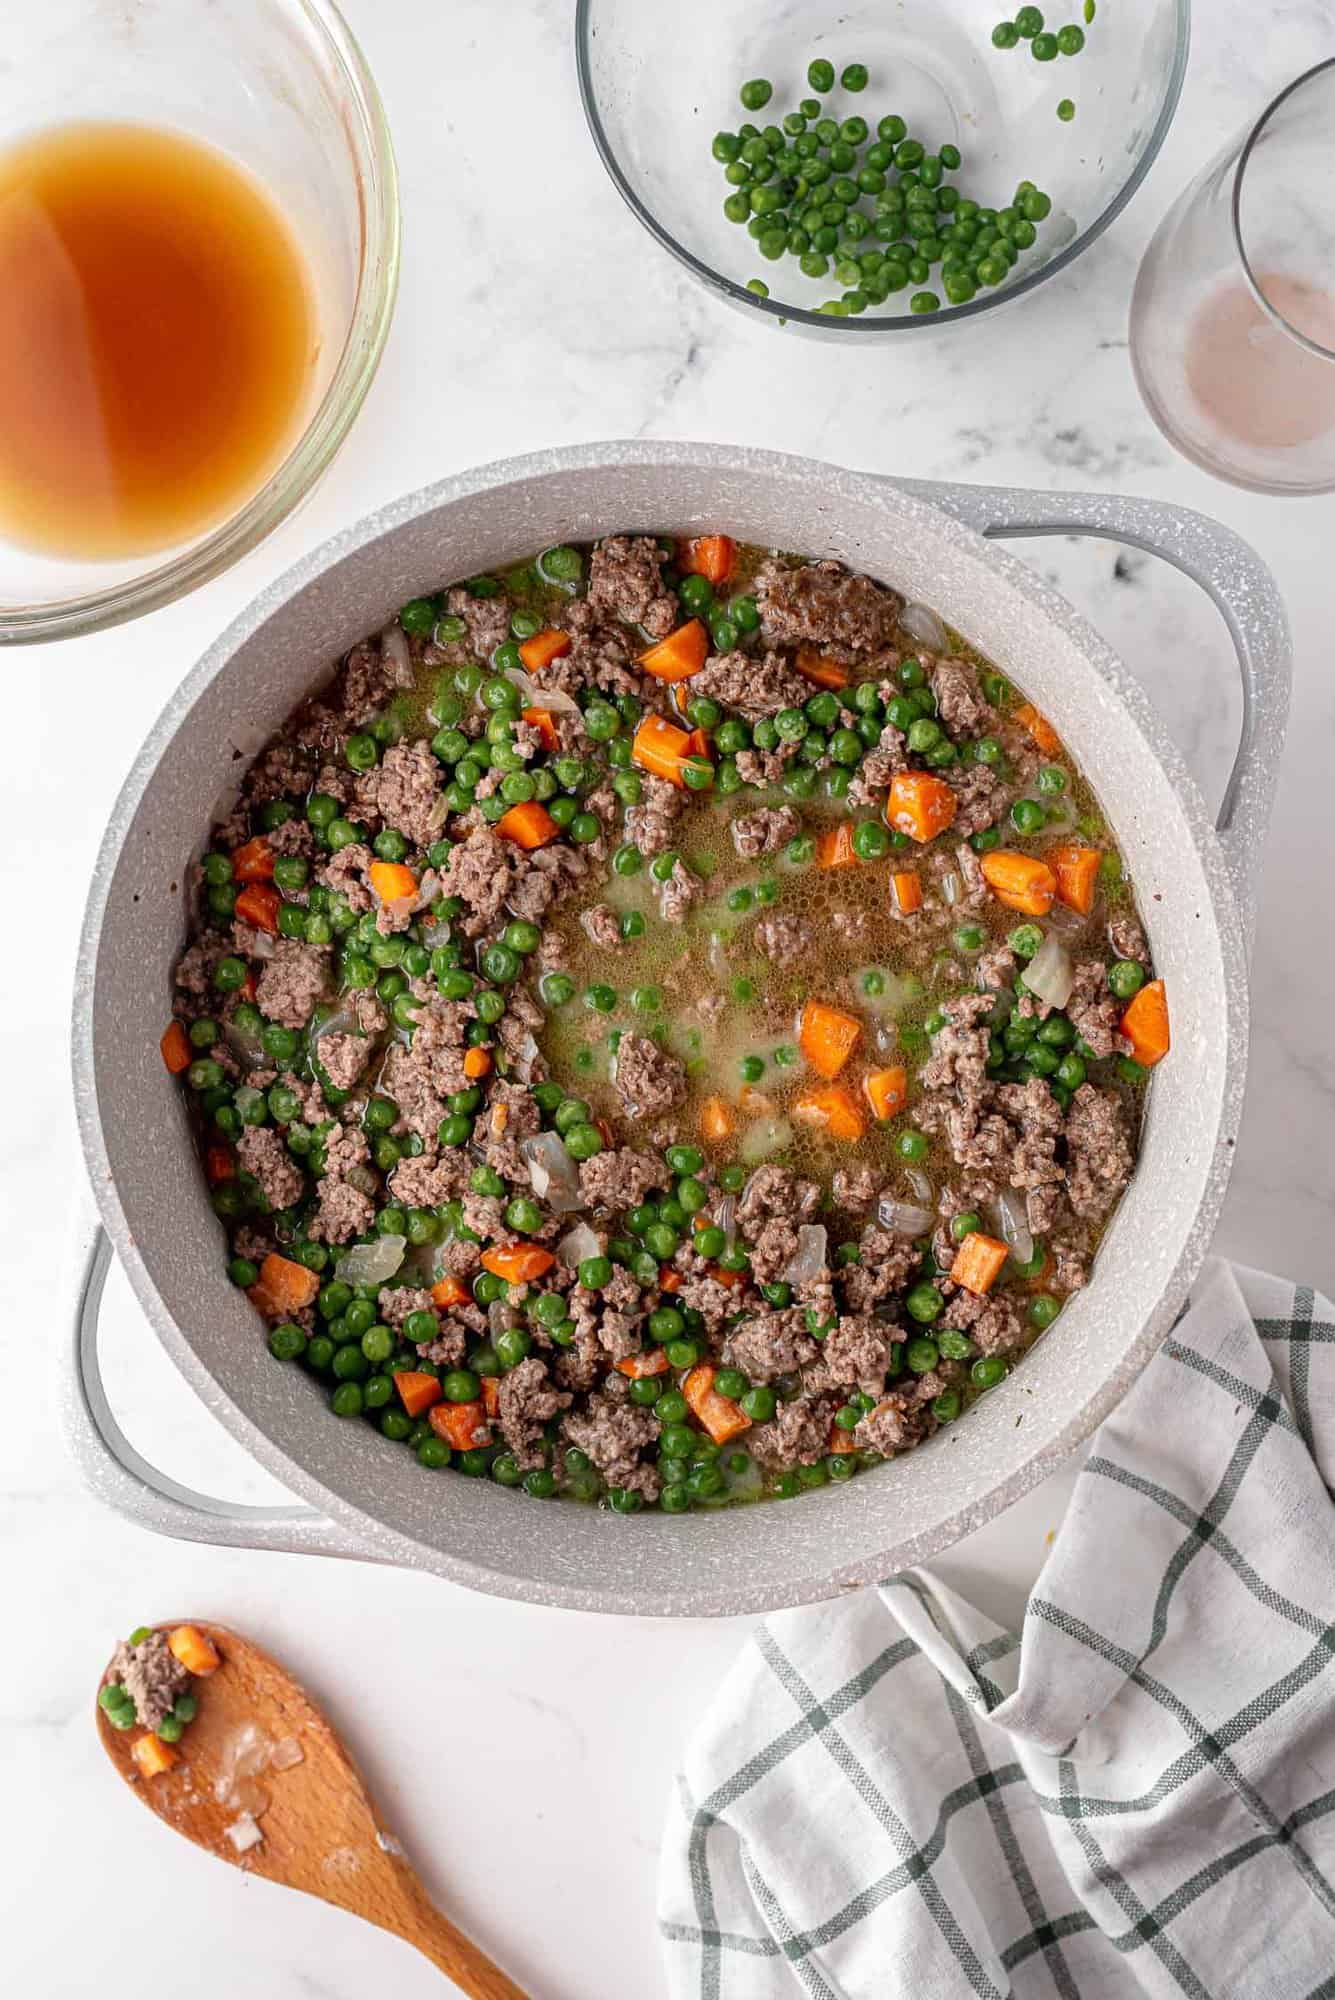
[[131, 1733, 179, 1778], [518, 628, 572, 674], [234, 882, 281, 935], [462, 1046, 492, 1080], [980, 850, 1057, 916], [638, 619, 709, 684], [864, 1066, 909, 1121], [886, 770, 958, 843], [204, 1142, 235, 1186], [632, 712, 693, 786], [1049, 844, 1101, 917], [683, 726, 711, 761], [368, 859, 418, 904], [799, 1000, 862, 1080], [706, 1264, 747, 1291], [481, 1376, 502, 1418], [827, 1423, 859, 1455], [496, 801, 559, 850], [683, 1363, 752, 1445], [429, 1401, 493, 1452], [678, 535, 737, 586], [816, 823, 859, 869], [616, 1349, 671, 1379], [950, 1232, 1010, 1296], [480, 1244, 556, 1284], [160, 1020, 191, 1074], [168, 1624, 221, 1675], [794, 1085, 867, 1141], [431, 1275, 471, 1311], [229, 835, 275, 883], [658, 1268, 683, 1293], [1015, 702, 1062, 756], [890, 870, 923, 915], [522, 706, 561, 751], [393, 1371, 443, 1418], [1121, 978, 1170, 1068], [796, 647, 851, 691], [700, 1095, 735, 1142], [239, 968, 258, 1004], [247, 1252, 319, 1317]]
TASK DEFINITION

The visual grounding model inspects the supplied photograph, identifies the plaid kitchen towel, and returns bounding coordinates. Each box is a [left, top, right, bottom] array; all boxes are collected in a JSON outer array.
[[660, 1259, 1335, 1999]]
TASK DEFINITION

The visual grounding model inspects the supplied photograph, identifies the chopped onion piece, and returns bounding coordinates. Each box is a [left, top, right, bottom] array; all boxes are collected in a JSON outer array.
[[782, 1224, 828, 1286], [1023, 933, 1074, 1011], [740, 1116, 793, 1164], [877, 1195, 934, 1239], [335, 1235, 405, 1287], [226, 1813, 264, 1854], [714, 1194, 738, 1251], [488, 1300, 515, 1340], [510, 1031, 541, 1085], [900, 602, 951, 653], [504, 666, 580, 713], [993, 1188, 1034, 1268], [381, 623, 412, 679], [558, 1222, 602, 1268], [903, 1166, 934, 1206], [223, 1018, 265, 1067], [312, 1003, 360, 1042], [940, 869, 962, 909], [1046, 899, 1087, 937], [520, 1131, 582, 1212], [270, 1736, 304, 1771]]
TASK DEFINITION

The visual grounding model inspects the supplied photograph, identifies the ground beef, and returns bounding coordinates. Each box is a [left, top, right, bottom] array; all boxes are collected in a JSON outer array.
[[438, 823, 513, 937], [108, 1632, 191, 1732], [657, 858, 702, 925], [319, 842, 375, 913], [578, 1147, 665, 1210], [377, 1286, 437, 1329], [931, 658, 992, 738], [445, 584, 511, 661], [1109, 914, 1150, 964], [976, 939, 1018, 991], [748, 1393, 839, 1472], [561, 1386, 660, 1495], [738, 1165, 821, 1230], [622, 774, 684, 857], [847, 727, 909, 804], [920, 991, 997, 1093], [953, 840, 990, 912], [614, 1033, 686, 1119], [1067, 957, 1130, 1061], [855, 1392, 931, 1457], [236, 1126, 304, 1213], [461, 1192, 505, 1240], [1051, 1233, 1091, 1292], [735, 748, 794, 787], [918, 1089, 1015, 1177], [339, 635, 414, 724], [755, 558, 902, 664], [387, 1151, 470, 1208], [586, 535, 678, 639], [730, 804, 798, 859], [944, 764, 1008, 838], [581, 903, 623, 950], [690, 648, 810, 720], [318, 1032, 373, 1092], [942, 1284, 1024, 1358], [749, 1217, 801, 1284], [1025, 1181, 1067, 1238], [365, 740, 445, 847], [815, 1315, 895, 1390], [995, 1077, 1066, 1192], [255, 941, 330, 1029], [1065, 1084, 1134, 1221], [419, 1324, 468, 1368], [507, 844, 587, 923], [312, 1124, 376, 1244], [838, 1226, 920, 1313], [723, 1310, 818, 1382], [831, 1166, 881, 1212], [753, 914, 812, 967], [496, 1356, 573, 1469]]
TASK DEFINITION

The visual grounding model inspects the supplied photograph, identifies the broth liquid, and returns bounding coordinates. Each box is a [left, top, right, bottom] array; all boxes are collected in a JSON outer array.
[[0, 122, 316, 560]]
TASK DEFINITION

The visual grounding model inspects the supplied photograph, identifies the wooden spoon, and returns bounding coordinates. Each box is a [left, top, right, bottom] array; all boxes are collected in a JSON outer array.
[[96, 1622, 528, 1998]]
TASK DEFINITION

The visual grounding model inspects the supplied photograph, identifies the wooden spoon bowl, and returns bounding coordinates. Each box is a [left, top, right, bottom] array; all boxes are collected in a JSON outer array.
[[97, 1622, 527, 1998]]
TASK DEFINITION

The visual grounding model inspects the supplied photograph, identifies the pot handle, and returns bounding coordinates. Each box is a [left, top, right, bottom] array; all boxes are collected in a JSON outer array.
[[64, 1225, 386, 1565], [893, 479, 1291, 932]]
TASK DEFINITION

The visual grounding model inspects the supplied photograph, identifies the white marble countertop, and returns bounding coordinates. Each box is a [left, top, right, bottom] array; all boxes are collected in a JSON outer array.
[[9, 5, 1335, 1995]]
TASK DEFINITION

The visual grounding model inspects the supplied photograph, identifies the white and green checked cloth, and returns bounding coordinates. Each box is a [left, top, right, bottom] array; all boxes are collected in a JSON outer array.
[[660, 1259, 1335, 1999]]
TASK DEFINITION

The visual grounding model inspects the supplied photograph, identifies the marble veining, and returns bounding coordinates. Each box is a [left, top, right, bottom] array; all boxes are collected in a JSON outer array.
[[7, 5, 1335, 1995]]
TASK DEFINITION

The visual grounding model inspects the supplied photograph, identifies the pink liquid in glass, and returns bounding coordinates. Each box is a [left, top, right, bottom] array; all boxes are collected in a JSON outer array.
[[1185, 272, 1335, 451]]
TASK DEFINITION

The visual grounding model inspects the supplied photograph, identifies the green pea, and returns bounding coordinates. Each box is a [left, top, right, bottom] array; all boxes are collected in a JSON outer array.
[[1011, 798, 1046, 835], [540, 544, 584, 584], [1030, 1293, 1061, 1329], [268, 1323, 307, 1362], [973, 1356, 1009, 1389], [897, 1129, 929, 1162], [841, 61, 869, 90], [1015, 5, 1044, 32], [852, 820, 891, 861], [564, 1123, 603, 1162], [807, 57, 835, 91], [906, 1284, 944, 1325], [932, 1390, 962, 1423], [739, 78, 773, 111], [1108, 960, 1145, 1001], [992, 20, 1020, 46]]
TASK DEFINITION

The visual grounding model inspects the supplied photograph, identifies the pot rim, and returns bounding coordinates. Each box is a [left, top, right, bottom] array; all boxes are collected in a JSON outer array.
[[72, 441, 1250, 1615]]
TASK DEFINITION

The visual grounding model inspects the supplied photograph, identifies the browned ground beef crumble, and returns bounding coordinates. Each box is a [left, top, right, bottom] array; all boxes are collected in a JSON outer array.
[[170, 534, 1161, 1511]]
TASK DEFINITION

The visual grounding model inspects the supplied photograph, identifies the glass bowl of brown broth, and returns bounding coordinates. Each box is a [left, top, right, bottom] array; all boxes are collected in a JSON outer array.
[[0, 0, 399, 643]]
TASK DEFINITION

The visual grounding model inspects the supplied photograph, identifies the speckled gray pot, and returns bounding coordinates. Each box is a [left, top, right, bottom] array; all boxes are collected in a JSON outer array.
[[69, 444, 1290, 1616]]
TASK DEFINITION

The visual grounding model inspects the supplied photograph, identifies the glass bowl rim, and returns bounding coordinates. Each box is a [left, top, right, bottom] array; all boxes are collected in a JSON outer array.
[[575, 0, 1191, 336], [1232, 55, 1335, 365], [2, 0, 401, 646]]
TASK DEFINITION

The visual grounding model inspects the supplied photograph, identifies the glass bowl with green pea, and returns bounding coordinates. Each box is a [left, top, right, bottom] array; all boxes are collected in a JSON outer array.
[[576, 0, 1188, 332]]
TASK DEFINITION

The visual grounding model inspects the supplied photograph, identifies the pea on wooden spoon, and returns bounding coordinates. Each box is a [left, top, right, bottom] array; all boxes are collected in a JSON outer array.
[[96, 1621, 527, 1999]]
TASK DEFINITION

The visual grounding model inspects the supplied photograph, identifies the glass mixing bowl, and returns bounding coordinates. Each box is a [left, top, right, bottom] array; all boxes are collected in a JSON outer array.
[[1, 0, 399, 644], [577, 0, 1189, 335]]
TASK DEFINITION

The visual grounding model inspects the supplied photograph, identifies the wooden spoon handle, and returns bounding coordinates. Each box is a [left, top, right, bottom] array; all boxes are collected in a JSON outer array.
[[391, 1882, 530, 1998]]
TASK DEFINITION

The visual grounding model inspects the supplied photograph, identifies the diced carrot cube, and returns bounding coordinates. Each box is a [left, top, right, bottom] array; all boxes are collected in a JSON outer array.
[[864, 1067, 909, 1121], [638, 620, 709, 684], [1049, 844, 1101, 917], [886, 771, 958, 843], [168, 1624, 221, 1675], [131, 1733, 179, 1777], [394, 1372, 443, 1418], [1015, 702, 1062, 756], [1121, 978, 1170, 1068], [429, 1401, 493, 1451], [368, 860, 418, 904], [160, 1021, 191, 1074], [949, 1232, 1010, 1296], [234, 883, 281, 935], [230, 836, 275, 883], [799, 1001, 862, 1080], [979, 850, 1057, 917], [683, 1364, 751, 1445], [616, 1350, 671, 1379]]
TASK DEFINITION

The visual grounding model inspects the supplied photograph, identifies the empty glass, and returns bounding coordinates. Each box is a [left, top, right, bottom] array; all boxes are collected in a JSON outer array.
[[1131, 60, 1335, 495]]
